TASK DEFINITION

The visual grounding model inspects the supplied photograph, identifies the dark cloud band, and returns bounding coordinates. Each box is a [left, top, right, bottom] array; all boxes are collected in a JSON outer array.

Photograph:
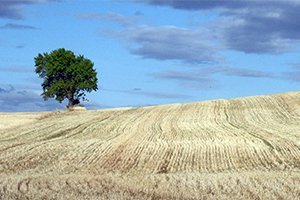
[[115, 26, 220, 63], [0, 23, 37, 30], [149, 66, 275, 89], [135, 0, 300, 54], [0, 0, 60, 19]]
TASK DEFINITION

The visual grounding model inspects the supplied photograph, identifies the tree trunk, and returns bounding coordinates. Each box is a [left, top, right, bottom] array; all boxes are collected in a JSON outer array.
[[67, 91, 80, 109], [67, 99, 75, 109], [67, 92, 75, 109]]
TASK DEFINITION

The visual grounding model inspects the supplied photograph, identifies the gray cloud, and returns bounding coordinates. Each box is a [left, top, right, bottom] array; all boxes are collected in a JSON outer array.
[[136, 0, 249, 10], [116, 26, 220, 63], [104, 88, 192, 99], [0, 85, 14, 93], [0, 23, 37, 30], [0, 84, 106, 112], [78, 12, 137, 27], [149, 70, 217, 89], [136, 0, 300, 54], [0, 84, 105, 112], [201, 66, 275, 78], [282, 64, 300, 82], [134, 11, 144, 16], [284, 71, 300, 82], [0, 66, 33, 73], [0, 0, 59, 19], [0, 85, 64, 112], [149, 66, 275, 89], [15, 44, 25, 49], [137, 0, 299, 11], [289, 63, 300, 70], [214, 7, 300, 53], [129, 89, 192, 99]]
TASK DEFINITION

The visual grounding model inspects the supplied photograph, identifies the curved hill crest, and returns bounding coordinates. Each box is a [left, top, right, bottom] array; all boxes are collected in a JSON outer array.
[[0, 91, 299, 199]]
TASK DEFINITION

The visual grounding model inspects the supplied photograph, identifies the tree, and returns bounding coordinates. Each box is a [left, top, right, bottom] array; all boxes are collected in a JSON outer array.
[[34, 48, 98, 109]]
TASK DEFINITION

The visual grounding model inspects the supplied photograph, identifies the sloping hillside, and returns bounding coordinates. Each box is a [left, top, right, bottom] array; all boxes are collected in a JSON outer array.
[[0, 91, 299, 199]]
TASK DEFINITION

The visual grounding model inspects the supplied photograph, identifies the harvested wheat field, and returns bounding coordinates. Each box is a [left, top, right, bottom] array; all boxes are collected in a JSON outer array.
[[0, 91, 300, 199]]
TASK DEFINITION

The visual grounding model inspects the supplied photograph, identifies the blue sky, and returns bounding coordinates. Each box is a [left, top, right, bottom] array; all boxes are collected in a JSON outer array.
[[0, 0, 300, 112]]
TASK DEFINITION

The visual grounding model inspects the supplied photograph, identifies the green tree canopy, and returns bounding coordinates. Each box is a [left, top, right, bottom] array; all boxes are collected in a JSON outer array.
[[34, 48, 98, 109]]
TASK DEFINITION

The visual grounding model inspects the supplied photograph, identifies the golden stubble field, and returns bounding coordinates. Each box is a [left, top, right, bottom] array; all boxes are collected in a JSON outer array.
[[0, 91, 299, 199]]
